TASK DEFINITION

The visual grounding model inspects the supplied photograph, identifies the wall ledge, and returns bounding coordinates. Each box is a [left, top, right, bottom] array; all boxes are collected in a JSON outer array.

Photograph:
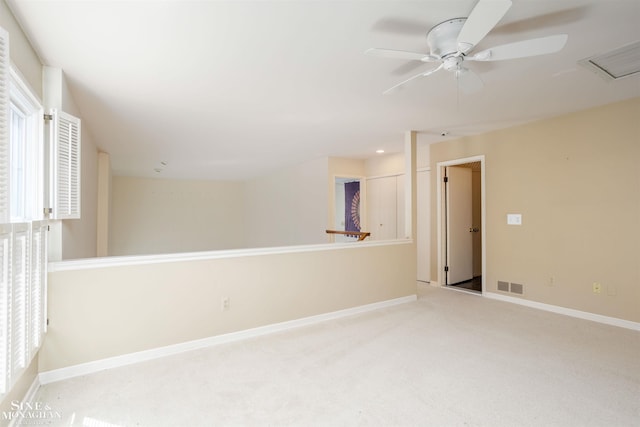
[[38, 294, 417, 385], [49, 239, 412, 272]]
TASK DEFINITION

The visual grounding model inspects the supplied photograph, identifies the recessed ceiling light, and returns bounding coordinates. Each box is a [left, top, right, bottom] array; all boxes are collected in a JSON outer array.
[[376, 149, 385, 154]]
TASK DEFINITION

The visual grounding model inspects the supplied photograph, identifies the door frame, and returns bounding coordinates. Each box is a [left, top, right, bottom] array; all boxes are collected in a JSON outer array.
[[436, 155, 486, 293]]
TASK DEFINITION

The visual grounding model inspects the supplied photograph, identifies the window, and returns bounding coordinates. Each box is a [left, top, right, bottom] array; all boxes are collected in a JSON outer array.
[[9, 68, 43, 222], [0, 26, 48, 397], [0, 26, 9, 224]]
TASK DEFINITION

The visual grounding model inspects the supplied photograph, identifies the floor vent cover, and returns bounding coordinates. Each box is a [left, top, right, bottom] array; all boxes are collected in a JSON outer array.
[[497, 281, 509, 292]]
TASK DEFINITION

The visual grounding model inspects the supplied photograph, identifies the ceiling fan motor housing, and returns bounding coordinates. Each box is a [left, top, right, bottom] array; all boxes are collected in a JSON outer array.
[[426, 18, 467, 58], [443, 56, 463, 71]]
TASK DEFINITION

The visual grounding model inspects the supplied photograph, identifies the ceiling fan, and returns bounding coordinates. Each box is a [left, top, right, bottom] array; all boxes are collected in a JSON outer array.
[[366, 0, 568, 94]]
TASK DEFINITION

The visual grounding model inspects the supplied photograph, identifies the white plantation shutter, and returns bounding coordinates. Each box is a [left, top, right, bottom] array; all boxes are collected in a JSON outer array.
[[0, 28, 10, 224], [29, 221, 47, 354], [10, 223, 29, 379], [0, 224, 11, 393], [52, 110, 81, 219], [0, 222, 48, 396], [0, 26, 49, 398]]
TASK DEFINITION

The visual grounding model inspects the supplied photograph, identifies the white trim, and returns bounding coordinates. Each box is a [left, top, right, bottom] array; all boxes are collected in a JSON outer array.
[[436, 155, 486, 292], [38, 294, 417, 385], [48, 239, 413, 272], [416, 166, 431, 173], [485, 292, 640, 331], [366, 172, 404, 180], [430, 279, 638, 330]]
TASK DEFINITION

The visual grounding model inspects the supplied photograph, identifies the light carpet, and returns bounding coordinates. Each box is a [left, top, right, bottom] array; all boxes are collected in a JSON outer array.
[[30, 284, 640, 426]]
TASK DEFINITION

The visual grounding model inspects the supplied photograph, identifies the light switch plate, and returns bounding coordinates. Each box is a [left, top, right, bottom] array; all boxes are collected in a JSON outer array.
[[507, 214, 522, 225]]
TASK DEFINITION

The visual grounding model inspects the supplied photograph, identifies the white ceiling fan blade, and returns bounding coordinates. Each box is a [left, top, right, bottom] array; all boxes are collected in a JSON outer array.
[[366, 48, 440, 62], [383, 64, 444, 95], [457, 0, 513, 54], [468, 34, 568, 61], [456, 68, 484, 93]]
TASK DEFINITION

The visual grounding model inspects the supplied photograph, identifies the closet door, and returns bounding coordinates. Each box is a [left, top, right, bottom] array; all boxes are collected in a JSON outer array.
[[367, 176, 398, 240]]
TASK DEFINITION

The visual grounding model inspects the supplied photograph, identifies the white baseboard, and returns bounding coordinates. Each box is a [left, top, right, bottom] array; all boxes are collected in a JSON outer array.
[[485, 292, 640, 331], [39, 294, 417, 385]]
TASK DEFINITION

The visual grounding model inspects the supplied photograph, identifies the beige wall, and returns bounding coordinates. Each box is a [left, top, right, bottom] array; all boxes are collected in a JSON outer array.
[[0, 1, 41, 96], [40, 241, 416, 371], [366, 152, 404, 177], [60, 72, 99, 259], [110, 176, 246, 255], [244, 157, 329, 248], [417, 137, 430, 170], [96, 152, 111, 256], [430, 97, 640, 323], [109, 157, 371, 254]]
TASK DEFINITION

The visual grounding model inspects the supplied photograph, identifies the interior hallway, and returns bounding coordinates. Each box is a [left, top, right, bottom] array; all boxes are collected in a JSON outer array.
[[30, 284, 639, 426]]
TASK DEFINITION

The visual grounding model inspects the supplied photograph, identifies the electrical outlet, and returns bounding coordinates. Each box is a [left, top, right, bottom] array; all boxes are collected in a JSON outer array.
[[592, 282, 602, 294], [221, 297, 230, 311], [548, 276, 554, 287]]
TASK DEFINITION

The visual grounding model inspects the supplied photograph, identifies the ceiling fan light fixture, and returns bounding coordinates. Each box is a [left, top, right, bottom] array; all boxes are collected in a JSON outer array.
[[578, 40, 640, 81]]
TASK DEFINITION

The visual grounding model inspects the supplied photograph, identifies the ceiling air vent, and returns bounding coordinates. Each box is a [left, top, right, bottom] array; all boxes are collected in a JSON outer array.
[[578, 40, 640, 81]]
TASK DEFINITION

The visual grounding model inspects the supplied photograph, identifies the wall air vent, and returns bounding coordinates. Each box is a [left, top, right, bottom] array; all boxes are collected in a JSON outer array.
[[497, 281, 509, 292], [510, 282, 524, 295], [578, 40, 640, 81]]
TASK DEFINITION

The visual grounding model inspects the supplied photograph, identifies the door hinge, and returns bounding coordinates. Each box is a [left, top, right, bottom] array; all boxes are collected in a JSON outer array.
[[444, 266, 449, 272], [443, 176, 448, 183], [43, 113, 53, 121]]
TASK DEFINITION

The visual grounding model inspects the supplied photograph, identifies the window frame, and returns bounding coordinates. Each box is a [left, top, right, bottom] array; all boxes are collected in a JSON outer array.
[[8, 67, 44, 223]]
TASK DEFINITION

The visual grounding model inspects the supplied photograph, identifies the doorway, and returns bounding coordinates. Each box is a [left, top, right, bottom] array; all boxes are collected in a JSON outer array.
[[333, 177, 364, 242], [436, 156, 485, 293]]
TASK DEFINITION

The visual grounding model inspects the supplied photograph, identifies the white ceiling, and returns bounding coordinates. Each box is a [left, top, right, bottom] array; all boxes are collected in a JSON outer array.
[[6, 0, 640, 180]]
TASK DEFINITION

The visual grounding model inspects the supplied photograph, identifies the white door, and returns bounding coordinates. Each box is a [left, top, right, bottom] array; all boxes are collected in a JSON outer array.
[[446, 167, 473, 285], [367, 176, 398, 240]]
